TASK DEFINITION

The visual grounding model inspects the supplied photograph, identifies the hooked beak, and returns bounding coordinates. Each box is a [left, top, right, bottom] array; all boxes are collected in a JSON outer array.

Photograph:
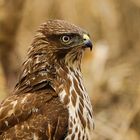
[[83, 34, 93, 51]]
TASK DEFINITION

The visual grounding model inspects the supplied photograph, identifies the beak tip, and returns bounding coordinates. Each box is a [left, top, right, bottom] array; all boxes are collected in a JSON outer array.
[[84, 40, 93, 51]]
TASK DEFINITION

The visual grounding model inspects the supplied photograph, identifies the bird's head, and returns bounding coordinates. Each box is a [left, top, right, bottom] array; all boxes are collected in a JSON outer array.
[[31, 20, 93, 70]]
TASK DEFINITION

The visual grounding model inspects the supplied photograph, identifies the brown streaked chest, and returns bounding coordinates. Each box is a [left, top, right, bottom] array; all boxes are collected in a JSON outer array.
[[58, 67, 94, 140]]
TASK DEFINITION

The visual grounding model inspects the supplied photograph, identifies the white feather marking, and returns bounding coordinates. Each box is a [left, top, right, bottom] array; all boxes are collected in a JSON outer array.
[[21, 125, 24, 129], [21, 94, 31, 104], [59, 90, 67, 102], [5, 121, 8, 126], [6, 100, 18, 116], [33, 133, 38, 140], [32, 108, 39, 113], [32, 77, 35, 80], [21, 96, 27, 104], [7, 109, 14, 116], [11, 100, 17, 107]]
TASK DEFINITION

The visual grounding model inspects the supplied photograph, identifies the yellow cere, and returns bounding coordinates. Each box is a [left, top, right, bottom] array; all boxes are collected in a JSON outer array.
[[83, 34, 90, 41]]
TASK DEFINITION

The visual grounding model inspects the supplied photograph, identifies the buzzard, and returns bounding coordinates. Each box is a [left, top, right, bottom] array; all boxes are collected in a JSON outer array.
[[0, 20, 94, 140]]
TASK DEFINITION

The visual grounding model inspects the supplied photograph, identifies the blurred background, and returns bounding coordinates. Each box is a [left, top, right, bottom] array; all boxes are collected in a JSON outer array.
[[0, 0, 140, 139]]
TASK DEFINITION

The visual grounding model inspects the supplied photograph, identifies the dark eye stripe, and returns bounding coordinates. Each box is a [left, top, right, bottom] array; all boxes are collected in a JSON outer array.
[[46, 33, 81, 47]]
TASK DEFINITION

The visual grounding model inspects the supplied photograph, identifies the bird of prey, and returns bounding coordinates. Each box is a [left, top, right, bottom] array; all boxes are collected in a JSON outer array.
[[0, 20, 94, 140]]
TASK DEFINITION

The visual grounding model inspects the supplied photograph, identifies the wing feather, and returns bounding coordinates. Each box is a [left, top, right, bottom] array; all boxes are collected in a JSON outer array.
[[0, 92, 53, 134], [0, 93, 68, 140]]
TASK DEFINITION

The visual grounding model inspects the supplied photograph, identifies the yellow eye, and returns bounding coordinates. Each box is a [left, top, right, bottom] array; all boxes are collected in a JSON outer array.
[[61, 35, 71, 44]]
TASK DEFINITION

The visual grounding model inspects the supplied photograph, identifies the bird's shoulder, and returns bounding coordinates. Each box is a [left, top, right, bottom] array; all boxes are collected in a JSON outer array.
[[0, 90, 68, 139], [0, 91, 52, 133]]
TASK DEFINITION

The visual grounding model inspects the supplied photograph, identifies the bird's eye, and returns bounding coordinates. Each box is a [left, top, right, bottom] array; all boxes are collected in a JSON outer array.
[[61, 35, 71, 44]]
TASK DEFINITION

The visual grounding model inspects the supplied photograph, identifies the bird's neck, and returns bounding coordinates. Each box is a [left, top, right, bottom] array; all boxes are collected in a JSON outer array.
[[57, 65, 94, 140], [14, 46, 82, 93]]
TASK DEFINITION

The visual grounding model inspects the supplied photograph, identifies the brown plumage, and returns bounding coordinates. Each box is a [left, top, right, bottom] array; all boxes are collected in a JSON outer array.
[[0, 20, 94, 140]]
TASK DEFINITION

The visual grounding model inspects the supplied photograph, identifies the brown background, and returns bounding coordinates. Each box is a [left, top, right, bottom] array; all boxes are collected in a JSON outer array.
[[0, 0, 140, 139]]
